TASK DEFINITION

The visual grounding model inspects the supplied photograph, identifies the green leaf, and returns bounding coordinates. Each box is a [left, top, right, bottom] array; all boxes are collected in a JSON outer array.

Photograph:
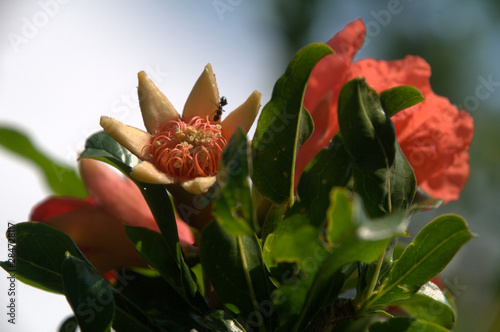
[[203, 310, 247, 332], [369, 316, 450, 332], [212, 128, 254, 236], [200, 221, 271, 327], [79, 130, 139, 169], [124, 226, 206, 312], [0, 222, 90, 293], [379, 85, 425, 118], [294, 135, 352, 227], [326, 188, 408, 245], [0, 126, 86, 197], [337, 78, 416, 218], [268, 188, 406, 331], [61, 253, 115, 332], [112, 291, 163, 332], [251, 43, 333, 206], [111, 269, 202, 331], [366, 214, 474, 307], [59, 316, 78, 332], [394, 281, 456, 329]]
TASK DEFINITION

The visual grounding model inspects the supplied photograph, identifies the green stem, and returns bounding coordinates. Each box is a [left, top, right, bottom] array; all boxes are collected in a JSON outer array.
[[354, 253, 384, 312]]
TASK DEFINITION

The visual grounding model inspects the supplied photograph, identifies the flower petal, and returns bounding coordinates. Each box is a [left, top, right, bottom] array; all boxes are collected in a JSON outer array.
[[182, 63, 220, 121], [221, 90, 261, 139], [131, 161, 174, 184], [100, 116, 152, 159], [79, 158, 159, 230], [304, 18, 366, 113], [41, 205, 148, 273], [30, 196, 95, 222], [180, 176, 217, 194], [295, 93, 333, 186], [138, 71, 180, 134]]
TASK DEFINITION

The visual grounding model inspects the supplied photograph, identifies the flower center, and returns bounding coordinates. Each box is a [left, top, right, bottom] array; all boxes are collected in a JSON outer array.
[[146, 116, 227, 179]]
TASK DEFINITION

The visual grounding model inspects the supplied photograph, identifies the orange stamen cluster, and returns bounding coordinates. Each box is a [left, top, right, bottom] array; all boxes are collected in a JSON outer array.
[[146, 116, 227, 179]]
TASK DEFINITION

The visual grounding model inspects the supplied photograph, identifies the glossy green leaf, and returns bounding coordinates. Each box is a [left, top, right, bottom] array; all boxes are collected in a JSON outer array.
[[0, 222, 90, 293], [251, 43, 333, 206], [212, 128, 254, 236], [294, 135, 352, 227], [379, 85, 425, 118], [271, 227, 386, 332], [0, 126, 86, 197], [268, 188, 407, 331], [124, 226, 206, 312], [61, 253, 115, 332], [394, 281, 456, 329], [337, 78, 416, 218], [366, 215, 473, 307], [200, 221, 271, 327], [79, 130, 139, 169], [369, 316, 450, 332]]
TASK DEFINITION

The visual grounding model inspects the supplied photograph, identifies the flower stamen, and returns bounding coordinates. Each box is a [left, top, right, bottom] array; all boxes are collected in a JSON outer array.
[[143, 116, 227, 179]]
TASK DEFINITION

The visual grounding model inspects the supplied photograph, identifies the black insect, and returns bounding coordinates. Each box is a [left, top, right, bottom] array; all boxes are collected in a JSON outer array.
[[213, 96, 227, 121]]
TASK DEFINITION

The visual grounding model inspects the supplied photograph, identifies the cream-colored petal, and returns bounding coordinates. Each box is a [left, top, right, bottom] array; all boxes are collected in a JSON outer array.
[[221, 90, 261, 139], [138, 71, 180, 134], [182, 63, 220, 121], [180, 176, 217, 194], [100, 116, 152, 159], [130, 161, 174, 185]]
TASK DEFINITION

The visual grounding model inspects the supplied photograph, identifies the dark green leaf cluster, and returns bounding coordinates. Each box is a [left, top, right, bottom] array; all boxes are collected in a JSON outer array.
[[0, 43, 473, 331]]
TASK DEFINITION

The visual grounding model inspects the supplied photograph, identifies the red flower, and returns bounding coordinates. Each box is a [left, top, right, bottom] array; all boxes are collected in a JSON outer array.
[[299, 19, 474, 203], [31, 158, 194, 273]]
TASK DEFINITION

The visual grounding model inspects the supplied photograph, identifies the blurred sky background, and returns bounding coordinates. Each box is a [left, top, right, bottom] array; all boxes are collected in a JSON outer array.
[[0, 1, 499, 331]]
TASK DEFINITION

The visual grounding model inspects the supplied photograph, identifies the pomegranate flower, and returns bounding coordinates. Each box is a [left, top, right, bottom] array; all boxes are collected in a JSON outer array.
[[31, 158, 195, 273], [300, 19, 474, 203], [100, 64, 261, 195]]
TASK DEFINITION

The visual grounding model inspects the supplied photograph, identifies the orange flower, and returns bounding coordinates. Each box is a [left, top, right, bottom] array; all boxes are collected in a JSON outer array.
[[299, 19, 474, 203], [31, 158, 194, 273]]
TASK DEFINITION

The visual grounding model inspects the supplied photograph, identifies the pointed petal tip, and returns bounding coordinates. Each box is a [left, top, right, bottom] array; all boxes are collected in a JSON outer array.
[[137, 70, 179, 134], [99, 116, 151, 159], [221, 90, 262, 139], [182, 64, 220, 120]]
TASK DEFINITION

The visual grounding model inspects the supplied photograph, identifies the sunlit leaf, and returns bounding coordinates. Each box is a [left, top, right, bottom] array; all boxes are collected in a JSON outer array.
[[252, 43, 333, 206], [366, 215, 474, 307], [379, 85, 425, 118], [394, 281, 456, 329]]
